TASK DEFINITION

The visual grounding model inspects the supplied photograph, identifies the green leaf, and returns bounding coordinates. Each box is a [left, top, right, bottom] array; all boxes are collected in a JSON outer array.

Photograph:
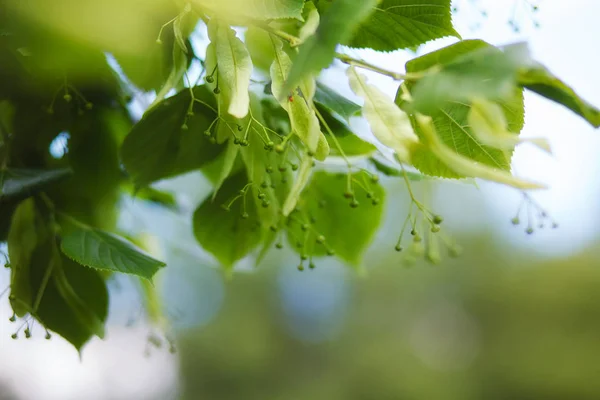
[[347, 66, 419, 163], [0, 167, 72, 201], [315, 82, 361, 121], [316, 104, 376, 157], [346, 0, 460, 51], [121, 85, 224, 187], [205, 19, 253, 119], [369, 157, 428, 181], [399, 41, 526, 179], [270, 37, 330, 160], [518, 65, 600, 128], [282, 154, 313, 216], [212, 139, 240, 199], [284, 0, 378, 94], [7, 198, 39, 317], [408, 40, 529, 114], [7, 200, 108, 350], [413, 114, 544, 189], [245, 26, 276, 72], [35, 252, 109, 351], [298, 1, 320, 42], [131, 186, 178, 210], [192, 0, 304, 20], [287, 171, 385, 266], [193, 171, 263, 269], [60, 224, 166, 281]]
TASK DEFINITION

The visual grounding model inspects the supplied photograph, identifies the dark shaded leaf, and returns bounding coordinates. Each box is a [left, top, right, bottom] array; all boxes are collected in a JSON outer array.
[[121, 85, 224, 186], [287, 171, 385, 266], [315, 82, 361, 121], [61, 223, 166, 281], [193, 171, 263, 269], [519, 65, 600, 128], [0, 167, 72, 201]]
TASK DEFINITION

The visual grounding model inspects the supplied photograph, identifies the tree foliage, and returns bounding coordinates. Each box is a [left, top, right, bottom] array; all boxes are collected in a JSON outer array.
[[0, 0, 598, 350]]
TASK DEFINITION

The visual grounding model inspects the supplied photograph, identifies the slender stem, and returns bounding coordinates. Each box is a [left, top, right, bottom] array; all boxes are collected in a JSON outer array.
[[257, 22, 302, 46], [313, 105, 352, 168], [335, 53, 408, 81]]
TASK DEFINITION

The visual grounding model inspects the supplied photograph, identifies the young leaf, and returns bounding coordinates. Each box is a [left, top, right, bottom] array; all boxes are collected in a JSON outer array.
[[270, 37, 330, 160], [0, 167, 72, 201], [193, 171, 263, 269], [347, 0, 460, 51], [469, 98, 551, 153], [315, 82, 361, 121], [287, 171, 385, 267], [283, 0, 378, 94], [298, 1, 320, 42], [346, 66, 419, 163], [121, 85, 223, 187], [316, 104, 376, 157], [415, 114, 545, 190], [60, 224, 166, 281], [206, 19, 253, 119], [282, 154, 313, 216], [518, 65, 600, 128], [245, 26, 276, 72]]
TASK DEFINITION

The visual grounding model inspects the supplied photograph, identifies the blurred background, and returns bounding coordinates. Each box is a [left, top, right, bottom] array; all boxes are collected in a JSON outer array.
[[3, 0, 600, 399]]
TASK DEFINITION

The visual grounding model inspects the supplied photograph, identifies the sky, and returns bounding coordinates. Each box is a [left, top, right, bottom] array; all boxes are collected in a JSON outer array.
[[2, 1, 600, 398]]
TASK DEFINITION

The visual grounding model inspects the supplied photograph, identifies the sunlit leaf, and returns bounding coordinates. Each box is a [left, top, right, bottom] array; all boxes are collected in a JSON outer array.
[[192, 0, 304, 21], [346, 0, 460, 51], [206, 19, 253, 119], [347, 66, 419, 163], [284, 0, 378, 94], [270, 37, 330, 160], [399, 42, 527, 178]]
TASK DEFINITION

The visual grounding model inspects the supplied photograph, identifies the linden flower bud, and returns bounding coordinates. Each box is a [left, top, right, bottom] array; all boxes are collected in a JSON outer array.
[[205, 75, 214, 83], [297, 264, 305, 272]]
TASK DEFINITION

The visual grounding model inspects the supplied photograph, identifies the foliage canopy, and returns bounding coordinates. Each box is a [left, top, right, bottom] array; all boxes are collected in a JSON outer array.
[[0, 0, 598, 350]]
